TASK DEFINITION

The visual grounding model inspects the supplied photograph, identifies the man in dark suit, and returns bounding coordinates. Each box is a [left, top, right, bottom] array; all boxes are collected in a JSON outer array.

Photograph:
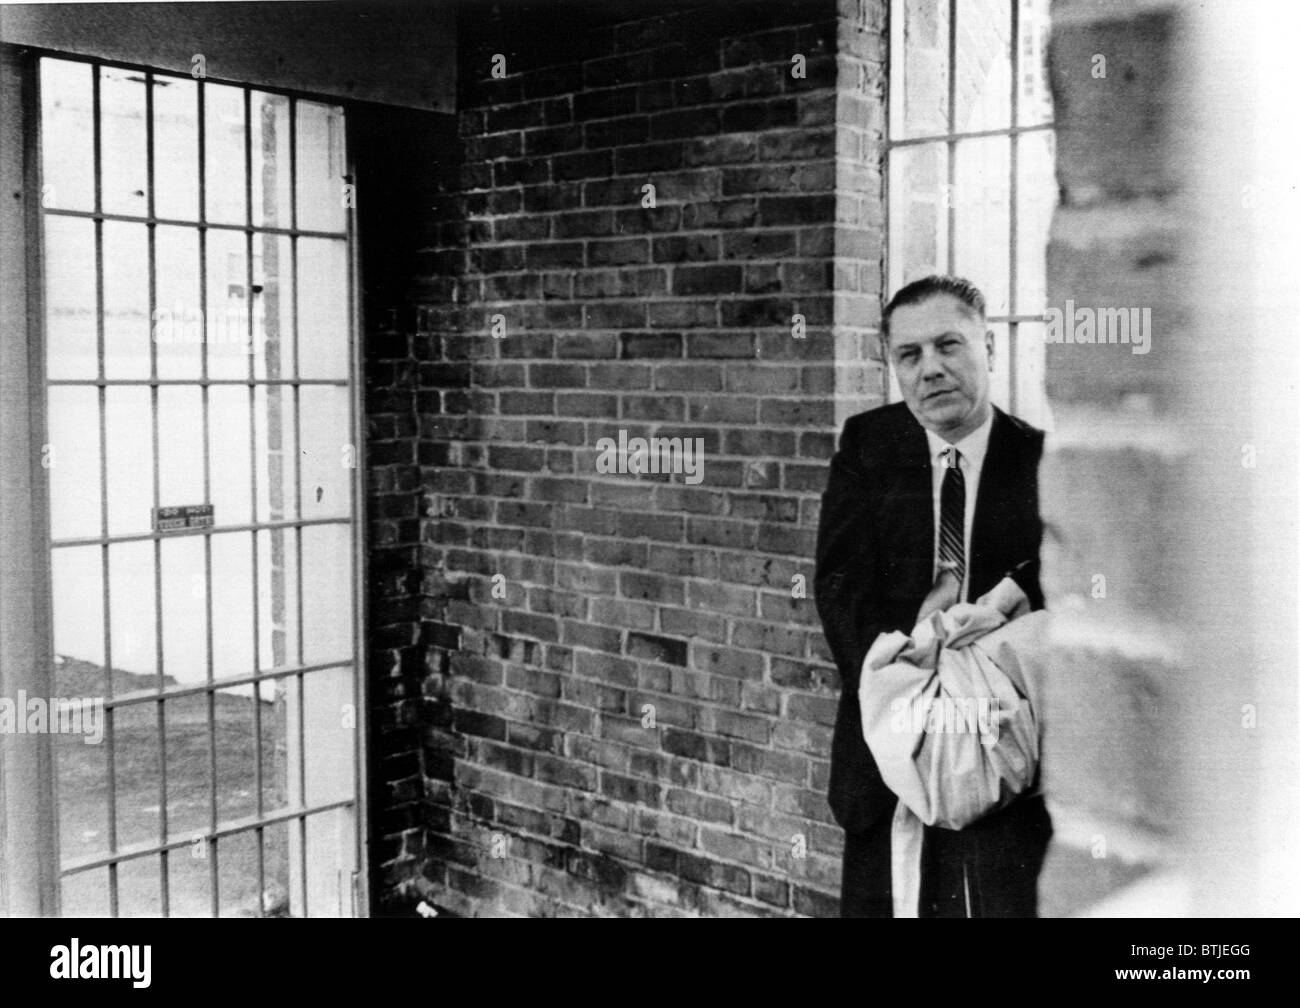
[[815, 275, 1052, 918]]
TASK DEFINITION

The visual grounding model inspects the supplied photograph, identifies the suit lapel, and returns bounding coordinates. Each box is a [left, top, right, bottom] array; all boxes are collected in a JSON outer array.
[[878, 407, 933, 604]]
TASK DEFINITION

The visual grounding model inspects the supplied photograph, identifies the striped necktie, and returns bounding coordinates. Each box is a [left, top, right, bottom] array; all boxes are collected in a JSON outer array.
[[938, 446, 965, 590]]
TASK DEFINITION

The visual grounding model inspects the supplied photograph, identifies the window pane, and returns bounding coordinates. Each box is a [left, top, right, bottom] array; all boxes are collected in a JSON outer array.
[[44, 215, 97, 380], [261, 821, 291, 916], [60, 868, 111, 916], [952, 135, 1010, 315], [1018, 0, 1054, 126], [1015, 129, 1057, 314], [116, 855, 163, 917], [303, 666, 355, 806], [295, 100, 347, 233], [216, 829, 266, 916], [887, 141, 949, 293], [893, 0, 950, 139], [157, 385, 204, 508], [301, 524, 352, 665], [99, 66, 148, 216], [158, 843, 212, 917], [204, 83, 247, 225], [52, 545, 105, 668], [252, 92, 292, 229], [301, 808, 356, 917], [50, 551, 111, 866], [109, 539, 158, 683], [206, 229, 251, 380], [253, 233, 295, 380], [208, 384, 252, 527], [102, 221, 150, 378], [254, 384, 298, 523], [955, 0, 1011, 134], [159, 535, 207, 685], [299, 385, 352, 520], [153, 74, 199, 221], [105, 386, 154, 537], [155, 225, 202, 379], [213, 688, 258, 824], [40, 58, 94, 211], [986, 321, 1011, 410], [210, 531, 254, 680], [1013, 321, 1054, 430], [296, 238, 350, 379], [114, 715, 163, 849], [47, 386, 102, 540]]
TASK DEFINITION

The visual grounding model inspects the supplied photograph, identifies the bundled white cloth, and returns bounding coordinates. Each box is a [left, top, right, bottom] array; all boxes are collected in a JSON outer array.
[[857, 576, 1048, 918]]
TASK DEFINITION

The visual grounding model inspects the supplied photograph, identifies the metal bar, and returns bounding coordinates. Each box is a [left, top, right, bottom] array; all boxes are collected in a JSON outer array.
[[150, 74, 170, 922], [1008, 0, 1021, 415], [882, 0, 897, 349], [59, 798, 357, 876], [945, 0, 957, 276], [51, 515, 351, 549], [883, 120, 1054, 150], [1009, 321, 1019, 413], [198, 72, 221, 920], [987, 312, 1049, 323], [18, 45, 365, 109], [91, 61, 121, 920], [1010, 0, 1021, 138], [288, 96, 310, 918], [344, 104, 368, 917], [886, 0, 903, 144], [290, 98, 300, 380], [40, 205, 347, 240], [245, 84, 270, 917], [96, 660, 355, 712], [48, 377, 349, 387], [20, 51, 65, 917]]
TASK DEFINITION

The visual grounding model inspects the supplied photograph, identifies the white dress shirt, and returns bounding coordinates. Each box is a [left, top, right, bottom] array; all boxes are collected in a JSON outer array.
[[924, 410, 994, 600]]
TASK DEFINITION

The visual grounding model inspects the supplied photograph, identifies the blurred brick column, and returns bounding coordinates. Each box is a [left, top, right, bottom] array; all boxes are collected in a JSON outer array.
[[1038, 0, 1297, 916]]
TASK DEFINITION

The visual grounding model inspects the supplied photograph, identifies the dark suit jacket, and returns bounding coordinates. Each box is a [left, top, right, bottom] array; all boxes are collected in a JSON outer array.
[[814, 401, 1051, 916]]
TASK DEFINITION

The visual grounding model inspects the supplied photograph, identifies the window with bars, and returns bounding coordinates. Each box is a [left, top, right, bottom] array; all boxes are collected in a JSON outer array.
[[36, 55, 362, 917], [886, 0, 1056, 429]]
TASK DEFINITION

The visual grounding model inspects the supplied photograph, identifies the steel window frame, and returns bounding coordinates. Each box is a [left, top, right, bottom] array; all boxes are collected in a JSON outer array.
[[0, 42, 61, 918]]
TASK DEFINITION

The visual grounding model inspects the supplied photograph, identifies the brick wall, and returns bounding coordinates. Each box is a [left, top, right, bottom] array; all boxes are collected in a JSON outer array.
[[354, 0, 1298, 918], [400, 0, 887, 917], [353, 102, 460, 910]]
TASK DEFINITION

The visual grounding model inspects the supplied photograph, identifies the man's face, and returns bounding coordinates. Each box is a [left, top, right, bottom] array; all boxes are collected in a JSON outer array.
[[886, 294, 994, 441]]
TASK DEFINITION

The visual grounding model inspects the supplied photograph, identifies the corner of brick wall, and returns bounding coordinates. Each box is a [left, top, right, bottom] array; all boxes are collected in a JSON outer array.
[[353, 103, 461, 912], [1040, 0, 1294, 918], [1036, 0, 1196, 915], [397, 0, 887, 916]]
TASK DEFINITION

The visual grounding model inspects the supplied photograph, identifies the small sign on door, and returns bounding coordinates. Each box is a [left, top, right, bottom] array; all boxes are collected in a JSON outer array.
[[152, 504, 214, 533]]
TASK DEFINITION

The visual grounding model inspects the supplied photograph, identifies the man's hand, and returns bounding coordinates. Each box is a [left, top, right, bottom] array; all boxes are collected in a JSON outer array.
[[916, 567, 961, 620]]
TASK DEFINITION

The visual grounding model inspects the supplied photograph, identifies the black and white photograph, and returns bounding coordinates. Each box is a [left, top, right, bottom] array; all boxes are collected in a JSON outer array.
[[0, 0, 1295, 947]]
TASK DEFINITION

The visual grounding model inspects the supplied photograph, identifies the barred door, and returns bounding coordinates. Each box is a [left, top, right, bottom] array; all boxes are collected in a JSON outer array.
[[35, 54, 364, 917]]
